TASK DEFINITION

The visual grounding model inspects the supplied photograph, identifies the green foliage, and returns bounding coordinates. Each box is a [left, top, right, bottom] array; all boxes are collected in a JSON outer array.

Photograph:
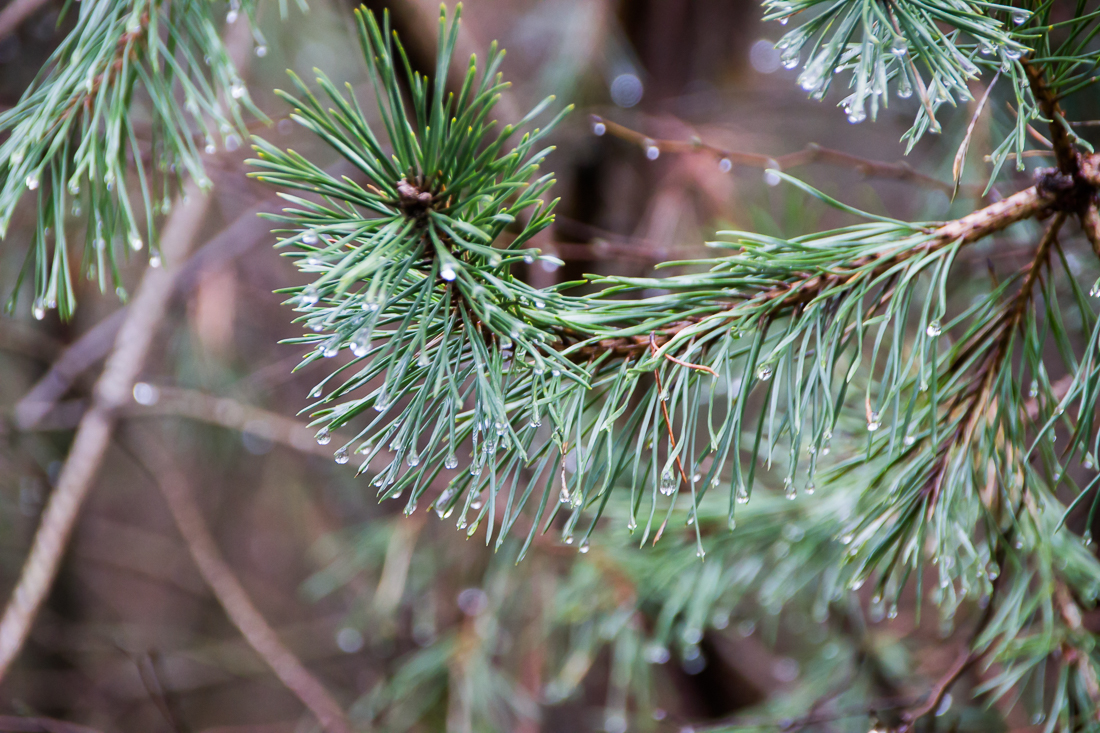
[[768, 0, 1100, 171], [0, 0, 274, 319], [251, 3, 1100, 729]]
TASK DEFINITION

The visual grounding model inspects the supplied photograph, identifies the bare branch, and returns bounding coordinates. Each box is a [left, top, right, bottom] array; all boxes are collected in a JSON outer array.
[[0, 182, 212, 682], [134, 434, 353, 733]]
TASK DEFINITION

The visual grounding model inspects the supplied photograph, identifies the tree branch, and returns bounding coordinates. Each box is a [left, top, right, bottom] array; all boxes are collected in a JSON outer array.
[[0, 180, 212, 682], [1022, 59, 1079, 176], [590, 115, 963, 195], [132, 433, 353, 733]]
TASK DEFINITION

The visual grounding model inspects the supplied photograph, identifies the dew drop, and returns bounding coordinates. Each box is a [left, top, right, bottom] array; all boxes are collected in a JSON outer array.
[[315, 428, 331, 446], [1029, 380, 1039, 398], [255, 44, 268, 57], [334, 448, 349, 464], [659, 470, 676, 496], [645, 143, 660, 160], [1012, 10, 1029, 25], [350, 332, 371, 358], [149, 252, 161, 268], [407, 452, 420, 468], [129, 233, 143, 251], [444, 454, 458, 470], [867, 413, 881, 432], [32, 298, 45, 321], [756, 363, 773, 381], [736, 483, 749, 504], [25, 174, 39, 190], [592, 120, 606, 136], [718, 157, 732, 173], [890, 37, 909, 56], [302, 230, 319, 245], [926, 320, 942, 337], [440, 265, 456, 281], [578, 540, 590, 554], [299, 286, 319, 306]]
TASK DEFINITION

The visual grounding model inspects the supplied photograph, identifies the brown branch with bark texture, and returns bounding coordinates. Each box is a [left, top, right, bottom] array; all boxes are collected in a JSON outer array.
[[566, 182, 1057, 362], [130, 433, 353, 733], [0, 180, 212, 683]]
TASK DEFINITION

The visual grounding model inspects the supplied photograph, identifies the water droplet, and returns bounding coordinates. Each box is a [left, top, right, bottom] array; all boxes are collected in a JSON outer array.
[[230, 82, 246, 100], [302, 230, 319, 245], [797, 54, 827, 92], [904, 434, 916, 446], [763, 165, 782, 186], [578, 539, 590, 554], [780, 47, 799, 69], [255, 44, 268, 57], [67, 180, 80, 195], [322, 339, 340, 358], [659, 389, 670, 401], [315, 428, 331, 445], [784, 476, 796, 500], [1029, 380, 1039, 398], [226, 8, 239, 22], [718, 157, 732, 173], [890, 36, 909, 56], [25, 174, 38, 190], [440, 265, 456, 281], [645, 644, 670, 664], [407, 452, 420, 468], [756, 363, 773, 381], [736, 483, 749, 504], [926, 320, 942, 337], [867, 413, 881, 432], [897, 69, 913, 99], [592, 120, 606, 136], [205, 141, 217, 155], [847, 99, 867, 124], [443, 454, 459, 470], [334, 448, 349, 464], [299, 286, 319, 306], [32, 298, 45, 320], [659, 470, 676, 496], [1012, 10, 1029, 25], [645, 144, 660, 161], [224, 134, 241, 152], [350, 332, 371, 358], [985, 561, 1000, 580], [1003, 46, 1022, 61], [129, 233, 143, 251], [149, 252, 162, 268]]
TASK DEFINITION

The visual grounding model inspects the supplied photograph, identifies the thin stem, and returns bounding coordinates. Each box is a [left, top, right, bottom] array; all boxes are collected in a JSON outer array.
[[132, 433, 353, 733]]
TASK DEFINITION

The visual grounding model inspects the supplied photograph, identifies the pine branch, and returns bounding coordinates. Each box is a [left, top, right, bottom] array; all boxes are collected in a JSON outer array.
[[0, 0, 268, 319]]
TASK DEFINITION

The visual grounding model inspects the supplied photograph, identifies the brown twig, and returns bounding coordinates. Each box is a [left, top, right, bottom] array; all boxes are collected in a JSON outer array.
[[567, 183, 1056, 363], [0, 180, 212, 682], [133, 434, 353, 733], [0, 0, 50, 42], [1022, 59, 1079, 176], [0, 717, 103, 733], [648, 334, 691, 545], [591, 115, 962, 196]]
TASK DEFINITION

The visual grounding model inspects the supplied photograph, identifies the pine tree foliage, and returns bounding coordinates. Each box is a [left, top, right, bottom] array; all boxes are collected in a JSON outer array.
[[0, 0, 282, 319], [250, 2, 1100, 729]]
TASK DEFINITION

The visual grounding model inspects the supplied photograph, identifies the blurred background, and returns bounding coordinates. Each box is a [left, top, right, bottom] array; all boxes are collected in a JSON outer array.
[[1, 0, 1098, 731]]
